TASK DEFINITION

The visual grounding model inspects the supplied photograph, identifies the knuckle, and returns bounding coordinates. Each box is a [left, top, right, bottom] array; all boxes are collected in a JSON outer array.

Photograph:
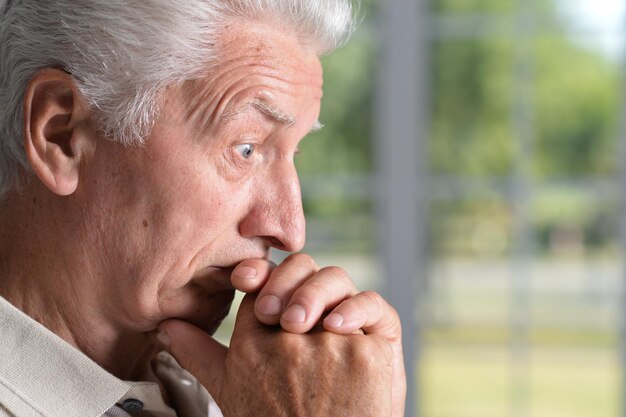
[[352, 336, 394, 369], [319, 332, 348, 362], [283, 252, 319, 271], [299, 278, 328, 296], [388, 304, 401, 326], [284, 252, 318, 269], [317, 332, 393, 372], [319, 265, 352, 287], [275, 332, 308, 366], [360, 290, 385, 309], [288, 291, 320, 311]]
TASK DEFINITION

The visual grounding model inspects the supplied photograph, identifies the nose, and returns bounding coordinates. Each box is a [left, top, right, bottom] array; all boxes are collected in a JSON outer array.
[[238, 163, 306, 252]]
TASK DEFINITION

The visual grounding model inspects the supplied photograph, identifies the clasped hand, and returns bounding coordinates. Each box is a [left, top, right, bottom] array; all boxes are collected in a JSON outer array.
[[158, 253, 406, 417]]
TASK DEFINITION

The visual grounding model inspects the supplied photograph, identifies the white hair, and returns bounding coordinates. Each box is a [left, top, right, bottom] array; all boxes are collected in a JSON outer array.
[[0, 0, 356, 196]]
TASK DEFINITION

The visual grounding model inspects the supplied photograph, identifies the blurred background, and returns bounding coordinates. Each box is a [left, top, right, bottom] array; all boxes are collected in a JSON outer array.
[[215, 0, 626, 416]]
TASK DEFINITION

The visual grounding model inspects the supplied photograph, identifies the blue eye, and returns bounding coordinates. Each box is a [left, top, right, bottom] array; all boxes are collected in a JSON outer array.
[[235, 143, 255, 159]]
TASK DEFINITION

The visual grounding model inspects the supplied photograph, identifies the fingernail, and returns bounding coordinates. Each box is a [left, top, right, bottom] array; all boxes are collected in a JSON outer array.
[[257, 295, 282, 315], [157, 330, 170, 347], [233, 265, 257, 280], [324, 313, 344, 328], [282, 304, 306, 323]]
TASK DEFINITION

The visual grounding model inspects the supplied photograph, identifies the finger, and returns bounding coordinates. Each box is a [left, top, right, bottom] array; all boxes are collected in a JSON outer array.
[[230, 258, 276, 293], [323, 291, 401, 343], [254, 253, 318, 324], [322, 291, 406, 417], [156, 319, 228, 402], [231, 292, 264, 331], [280, 265, 358, 333]]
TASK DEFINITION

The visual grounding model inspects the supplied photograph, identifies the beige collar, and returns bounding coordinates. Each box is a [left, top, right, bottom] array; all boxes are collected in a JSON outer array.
[[0, 296, 212, 417]]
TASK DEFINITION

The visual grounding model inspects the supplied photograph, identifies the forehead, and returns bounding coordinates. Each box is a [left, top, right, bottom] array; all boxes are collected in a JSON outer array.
[[177, 19, 324, 132]]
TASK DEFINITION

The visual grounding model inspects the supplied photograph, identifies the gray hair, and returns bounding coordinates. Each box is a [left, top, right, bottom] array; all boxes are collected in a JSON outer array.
[[0, 0, 356, 196]]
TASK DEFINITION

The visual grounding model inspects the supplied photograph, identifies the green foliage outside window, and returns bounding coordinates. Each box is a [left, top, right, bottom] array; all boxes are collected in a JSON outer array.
[[297, 0, 621, 255]]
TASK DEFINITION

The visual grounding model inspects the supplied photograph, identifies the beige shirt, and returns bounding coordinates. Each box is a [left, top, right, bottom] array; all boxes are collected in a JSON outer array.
[[0, 296, 223, 417]]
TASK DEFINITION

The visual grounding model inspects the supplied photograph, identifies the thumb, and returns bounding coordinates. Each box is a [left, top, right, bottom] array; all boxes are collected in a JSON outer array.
[[228, 293, 265, 339], [157, 319, 228, 402]]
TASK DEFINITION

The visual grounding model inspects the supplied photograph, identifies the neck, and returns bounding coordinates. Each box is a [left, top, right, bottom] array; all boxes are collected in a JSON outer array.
[[0, 185, 157, 381]]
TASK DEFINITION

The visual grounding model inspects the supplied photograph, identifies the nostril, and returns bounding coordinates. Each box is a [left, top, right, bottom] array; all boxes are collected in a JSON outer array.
[[262, 235, 285, 250]]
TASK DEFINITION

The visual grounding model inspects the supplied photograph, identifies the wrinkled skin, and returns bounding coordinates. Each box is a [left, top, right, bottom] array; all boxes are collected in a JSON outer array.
[[0, 17, 406, 417], [164, 252, 406, 416], [162, 294, 394, 417]]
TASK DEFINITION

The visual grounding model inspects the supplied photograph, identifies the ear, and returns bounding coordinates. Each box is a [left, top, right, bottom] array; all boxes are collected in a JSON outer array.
[[23, 68, 95, 196]]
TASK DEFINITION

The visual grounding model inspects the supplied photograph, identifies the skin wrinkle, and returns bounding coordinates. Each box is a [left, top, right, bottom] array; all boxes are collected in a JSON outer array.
[[233, 98, 296, 128], [183, 64, 322, 136], [238, 99, 324, 134], [182, 53, 273, 126], [2, 8, 415, 411], [182, 26, 323, 135], [0, 18, 321, 382], [176, 28, 319, 279], [0, 2, 401, 408]]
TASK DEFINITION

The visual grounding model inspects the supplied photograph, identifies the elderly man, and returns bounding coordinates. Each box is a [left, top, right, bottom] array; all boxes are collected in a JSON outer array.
[[0, 1, 405, 416]]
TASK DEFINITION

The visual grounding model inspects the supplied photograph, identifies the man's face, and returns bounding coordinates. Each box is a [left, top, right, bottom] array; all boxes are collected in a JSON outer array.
[[79, 20, 323, 333]]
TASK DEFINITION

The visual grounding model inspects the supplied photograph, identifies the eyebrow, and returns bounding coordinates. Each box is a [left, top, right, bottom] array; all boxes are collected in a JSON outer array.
[[223, 97, 323, 134], [250, 98, 296, 127]]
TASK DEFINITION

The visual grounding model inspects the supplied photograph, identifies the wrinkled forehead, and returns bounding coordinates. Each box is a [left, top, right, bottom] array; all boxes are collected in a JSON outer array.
[[210, 19, 323, 88], [218, 16, 323, 64], [175, 19, 324, 132]]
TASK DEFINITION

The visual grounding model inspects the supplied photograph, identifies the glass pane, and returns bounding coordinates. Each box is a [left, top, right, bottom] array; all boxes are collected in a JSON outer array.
[[431, 0, 516, 15], [424, 1, 624, 417], [533, 36, 621, 178], [430, 38, 515, 177]]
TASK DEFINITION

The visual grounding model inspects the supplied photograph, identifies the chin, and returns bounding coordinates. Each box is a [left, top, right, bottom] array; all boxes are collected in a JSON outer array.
[[187, 289, 236, 335]]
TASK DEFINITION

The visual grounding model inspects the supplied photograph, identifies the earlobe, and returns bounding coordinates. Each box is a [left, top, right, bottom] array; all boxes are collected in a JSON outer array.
[[23, 68, 93, 196]]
